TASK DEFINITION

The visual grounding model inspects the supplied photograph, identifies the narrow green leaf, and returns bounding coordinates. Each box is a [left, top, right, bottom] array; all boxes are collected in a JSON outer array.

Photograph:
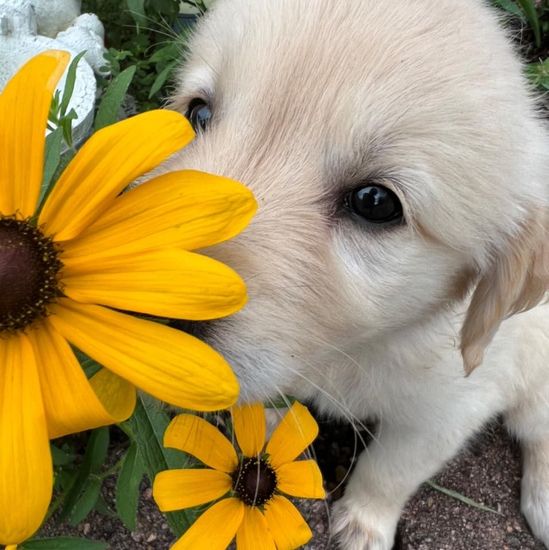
[[95, 493, 117, 517], [148, 42, 180, 63], [73, 348, 103, 379], [59, 428, 110, 522], [149, 61, 177, 98], [60, 109, 78, 148], [94, 65, 137, 131], [127, 0, 147, 25], [69, 477, 103, 526], [516, 0, 542, 46], [491, 0, 526, 18], [116, 443, 145, 531], [40, 127, 64, 202], [22, 537, 107, 550], [121, 396, 195, 535], [89, 427, 110, 472], [427, 481, 502, 515], [60, 51, 86, 117], [36, 145, 77, 216], [50, 442, 76, 467]]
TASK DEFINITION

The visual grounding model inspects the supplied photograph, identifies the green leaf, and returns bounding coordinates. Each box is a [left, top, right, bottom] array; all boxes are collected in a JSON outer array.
[[60, 51, 86, 117], [127, 0, 147, 25], [89, 427, 111, 472], [116, 443, 145, 531], [37, 145, 77, 216], [94, 65, 137, 131], [148, 42, 180, 63], [73, 348, 103, 379], [95, 493, 117, 517], [60, 109, 78, 148], [121, 396, 195, 535], [516, 0, 542, 47], [22, 538, 107, 550], [51, 442, 76, 467], [69, 477, 102, 526], [427, 481, 502, 515], [491, 0, 526, 18], [149, 61, 177, 98], [40, 127, 64, 202], [59, 428, 110, 522], [527, 58, 549, 90]]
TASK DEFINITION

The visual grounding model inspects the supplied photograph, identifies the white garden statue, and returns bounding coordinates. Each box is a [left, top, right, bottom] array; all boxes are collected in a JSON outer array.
[[0, 0, 109, 145]]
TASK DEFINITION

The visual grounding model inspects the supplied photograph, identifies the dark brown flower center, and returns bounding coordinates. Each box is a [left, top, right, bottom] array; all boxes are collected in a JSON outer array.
[[232, 457, 278, 506], [0, 216, 63, 333]]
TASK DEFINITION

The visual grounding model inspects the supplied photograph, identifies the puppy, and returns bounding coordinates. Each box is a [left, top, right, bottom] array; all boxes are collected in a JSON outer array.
[[163, 1, 549, 548]]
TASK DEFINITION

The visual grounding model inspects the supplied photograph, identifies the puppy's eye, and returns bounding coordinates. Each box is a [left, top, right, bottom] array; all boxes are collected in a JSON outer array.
[[186, 98, 212, 132], [345, 185, 403, 225]]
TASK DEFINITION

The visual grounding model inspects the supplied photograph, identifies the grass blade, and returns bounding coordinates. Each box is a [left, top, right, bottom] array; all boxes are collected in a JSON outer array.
[[427, 481, 502, 515]]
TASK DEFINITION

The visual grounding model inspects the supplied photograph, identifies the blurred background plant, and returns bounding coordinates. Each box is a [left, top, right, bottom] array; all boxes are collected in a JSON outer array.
[[492, 0, 549, 90], [81, 0, 210, 111]]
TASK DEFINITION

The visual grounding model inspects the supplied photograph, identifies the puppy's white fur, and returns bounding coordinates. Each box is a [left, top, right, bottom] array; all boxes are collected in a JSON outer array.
[[164, 1, 549, 548]]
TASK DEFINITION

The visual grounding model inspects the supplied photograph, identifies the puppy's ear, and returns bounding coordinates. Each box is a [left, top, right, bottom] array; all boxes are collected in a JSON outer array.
[[461, 209, 549, 375]]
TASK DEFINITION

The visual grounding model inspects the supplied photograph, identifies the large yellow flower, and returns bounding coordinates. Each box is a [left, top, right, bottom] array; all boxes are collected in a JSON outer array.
[[154, 403, 325, 549], [0, 51, 256, 545]]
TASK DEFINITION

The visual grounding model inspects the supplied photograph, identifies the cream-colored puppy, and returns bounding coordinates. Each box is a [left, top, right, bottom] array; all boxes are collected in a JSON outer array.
[[164, 1, 549, 548]]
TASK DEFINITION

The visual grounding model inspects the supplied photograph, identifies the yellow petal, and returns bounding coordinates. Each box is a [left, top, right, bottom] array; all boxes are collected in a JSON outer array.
[[48, 298, 239, 411], [164, 414, 238, 473], [276, 460, 325, 499], [0, 335, 52, 545], [60, 170, 257, 257], [153, 469, 232, 511], [39, 110, 194, 241], [232, 403, 266, 458], [265, 403, 319, 469], [171, 498, 244, 550], [61, 248, 247, 320], [28, 320, 135, 439], [236, 506, 276, 550], [0, 50, 69, 217], [263, 496, 312, 550], [89, 368, 137, 426]]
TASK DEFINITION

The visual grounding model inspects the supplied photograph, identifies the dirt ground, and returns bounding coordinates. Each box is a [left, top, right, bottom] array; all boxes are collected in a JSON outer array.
[[43, 418, 545, 549]]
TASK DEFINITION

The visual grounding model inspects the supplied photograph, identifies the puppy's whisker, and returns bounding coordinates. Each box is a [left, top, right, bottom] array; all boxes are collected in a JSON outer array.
[[281, 356, 375, 450], [285, 356, 376, 500]]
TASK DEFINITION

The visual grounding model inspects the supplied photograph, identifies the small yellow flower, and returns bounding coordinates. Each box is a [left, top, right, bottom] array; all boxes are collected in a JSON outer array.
[[154, 402, 326, 550], [0, 51, 256, 545]]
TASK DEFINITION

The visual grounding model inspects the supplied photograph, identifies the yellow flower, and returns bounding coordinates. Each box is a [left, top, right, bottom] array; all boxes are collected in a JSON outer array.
[[0, 51, 256, 545], [153, 402, 326, 550]]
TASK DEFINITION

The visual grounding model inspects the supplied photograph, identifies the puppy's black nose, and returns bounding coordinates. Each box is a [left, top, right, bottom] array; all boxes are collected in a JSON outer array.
[[169, 319, 210, 341]]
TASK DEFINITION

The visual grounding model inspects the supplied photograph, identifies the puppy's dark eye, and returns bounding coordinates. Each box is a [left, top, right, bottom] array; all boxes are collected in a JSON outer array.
[[345, 185, 403, 225], [186, 98, 212, 132]]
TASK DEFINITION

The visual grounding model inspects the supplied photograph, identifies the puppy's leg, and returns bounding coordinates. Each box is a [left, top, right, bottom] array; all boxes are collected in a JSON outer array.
[[518, 440, 549, 547], [332, 412, 488, 550], [507, 396, 549, 546], [504, 314, 549, 547]]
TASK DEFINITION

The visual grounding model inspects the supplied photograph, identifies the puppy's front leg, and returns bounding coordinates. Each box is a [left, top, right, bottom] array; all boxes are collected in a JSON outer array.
[[332, 414, 486, 550]]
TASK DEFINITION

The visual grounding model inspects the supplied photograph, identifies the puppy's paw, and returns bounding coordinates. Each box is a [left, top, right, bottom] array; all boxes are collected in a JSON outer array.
[[522, 476, 549, 547], [331, 497, 397, 550]]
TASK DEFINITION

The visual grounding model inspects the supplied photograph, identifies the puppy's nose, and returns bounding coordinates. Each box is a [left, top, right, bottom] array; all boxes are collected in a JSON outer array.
[[169, 319, 211, 341]]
